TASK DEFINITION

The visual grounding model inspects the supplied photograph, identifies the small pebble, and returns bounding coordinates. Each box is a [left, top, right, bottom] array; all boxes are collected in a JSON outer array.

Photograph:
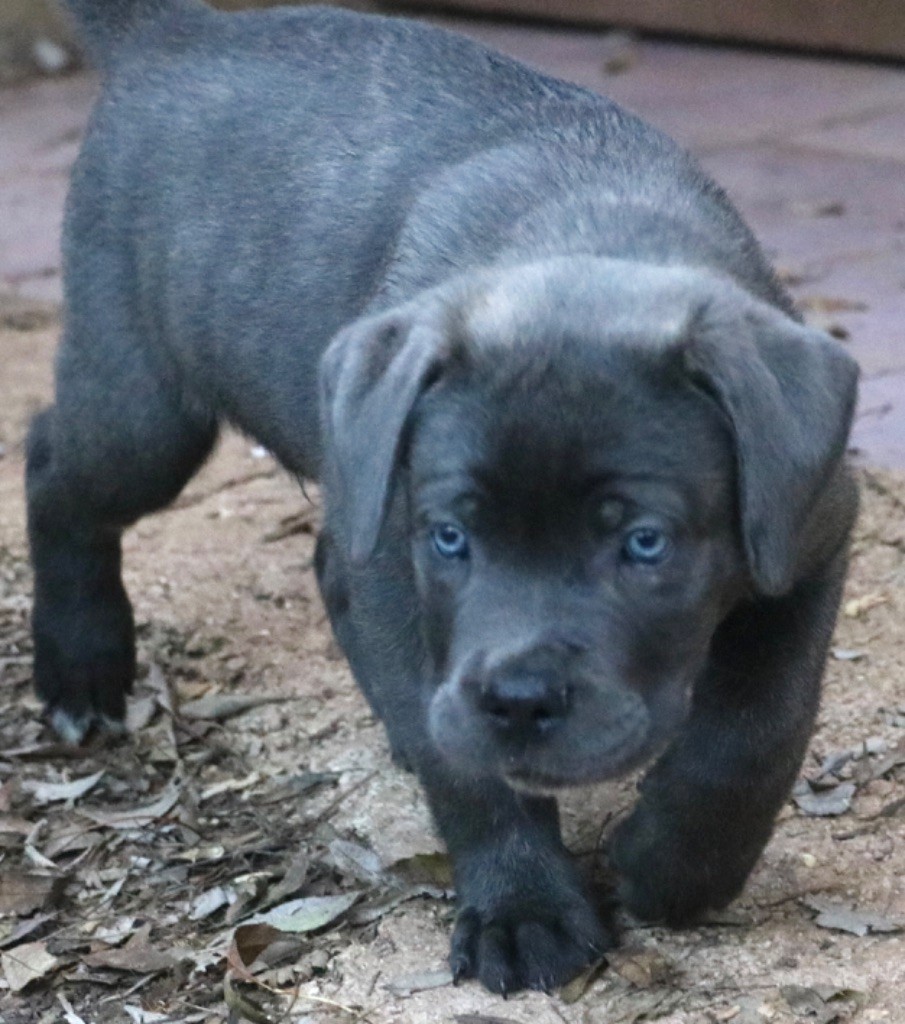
[[32, 38, 70, 74]]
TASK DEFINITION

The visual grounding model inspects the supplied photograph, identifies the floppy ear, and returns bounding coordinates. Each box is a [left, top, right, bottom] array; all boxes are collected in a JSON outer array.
[[683, 291, 859, 596], [319, 301, 450, 565]]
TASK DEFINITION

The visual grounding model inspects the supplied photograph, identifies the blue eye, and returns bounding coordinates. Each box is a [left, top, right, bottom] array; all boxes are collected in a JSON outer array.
[[623, 527, 671, 565], [431, 523, 469, 559]]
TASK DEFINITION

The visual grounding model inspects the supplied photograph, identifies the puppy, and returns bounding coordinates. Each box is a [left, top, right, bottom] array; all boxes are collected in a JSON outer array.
[[31, 0, 859, 994]]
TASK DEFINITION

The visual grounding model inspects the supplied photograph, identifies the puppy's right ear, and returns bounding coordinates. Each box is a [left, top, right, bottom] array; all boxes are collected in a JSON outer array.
[[320, 302, 450, 565]]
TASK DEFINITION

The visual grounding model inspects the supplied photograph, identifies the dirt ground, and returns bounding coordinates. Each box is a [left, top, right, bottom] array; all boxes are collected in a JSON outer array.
[[0, 295, 903, 1024]]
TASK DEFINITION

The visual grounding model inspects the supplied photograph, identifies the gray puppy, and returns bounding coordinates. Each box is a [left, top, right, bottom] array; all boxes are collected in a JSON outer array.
[[31, 0, 859, 994]]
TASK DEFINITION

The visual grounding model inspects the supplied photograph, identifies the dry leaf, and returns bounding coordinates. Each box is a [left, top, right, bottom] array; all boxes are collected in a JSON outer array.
[[809, 313, 850, 340], [600, 30, 637, 74], [831, 648, 867, 661], [262, 511, 315, 542], [189, 886, 231, 922], [223, 974, 275, 1024], [225, 871, 272, 925], [0, 779, 15, 814], [227, 923, 284, 981], [80, 774, 181, 829], [791, 199, 845, 218], [878, 796, 905, 818], [24, 843, 58, 870], [811, 748, 856, 782], [854, 736, 905, 784], [258, 853, 309, 911], [57, 993, 88, 1024], [172, 842, 226, 864], [608, 947, 676, 987], [179, 693, 294, 722], [803, 897, 903, 937], [778, 983, 864, 1023], [698, 907, 752, 927], [123, 1006, 176, 1024], [22, 769, 104, 805], [388, 851, 454, 890], [793, 781, 856, 817], [199, 771, 261, 803], [348, 888, 430, 926], [247, 891, 361, 933], [0, 815, 34, 836], [1, 939, 60, 992], [174, 679, 212, 701], [146, 662, 175, 712], [83, 923, 178, 973], [0, 872, 64, 916], [799, 295, 867, 315], [560, 956, 607, 1003], [328, 838, 383, 884], [92, 916, 138, 946], [0, 913, 56, 951], [780, 985, 826, 1013], [125, 695, 158, 733], [844, 593, 889, 619]]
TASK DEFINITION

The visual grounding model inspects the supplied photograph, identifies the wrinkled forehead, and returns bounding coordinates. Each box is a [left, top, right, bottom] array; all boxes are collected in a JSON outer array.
[[409, 339, 735, 519], [460, 259, 704, 351]]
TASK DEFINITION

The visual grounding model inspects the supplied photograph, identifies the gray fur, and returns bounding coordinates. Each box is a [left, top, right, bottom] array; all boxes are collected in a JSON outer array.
[[30, 0, 859, 995]]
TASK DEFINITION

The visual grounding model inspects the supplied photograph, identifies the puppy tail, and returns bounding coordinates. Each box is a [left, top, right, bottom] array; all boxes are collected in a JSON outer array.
[[60, 0, 196, 67]]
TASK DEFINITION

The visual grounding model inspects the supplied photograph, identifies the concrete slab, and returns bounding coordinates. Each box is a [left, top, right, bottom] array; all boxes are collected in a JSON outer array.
[[0, 72, 95, 173], [440, 18, 905, 150], [794, 106, 905, 165], [853, 372, 905, 469], [0, 72, 96, 303], [696, 146, 905, 377]]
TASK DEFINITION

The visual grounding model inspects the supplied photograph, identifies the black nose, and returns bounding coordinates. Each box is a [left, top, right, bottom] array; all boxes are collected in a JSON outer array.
[[477, 673, 570, 739]]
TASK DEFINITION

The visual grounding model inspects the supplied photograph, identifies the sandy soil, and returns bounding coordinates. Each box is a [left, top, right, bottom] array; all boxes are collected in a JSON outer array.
[[1, 296, 903, 1024]]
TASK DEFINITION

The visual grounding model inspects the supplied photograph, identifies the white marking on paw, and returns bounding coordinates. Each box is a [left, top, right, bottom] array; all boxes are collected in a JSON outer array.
[[49, 707, 94, 745]]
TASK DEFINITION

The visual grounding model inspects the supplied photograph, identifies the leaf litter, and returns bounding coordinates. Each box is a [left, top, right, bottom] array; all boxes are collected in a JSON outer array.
[[1, 940, 61, 993], [801, 896, 903, 938]]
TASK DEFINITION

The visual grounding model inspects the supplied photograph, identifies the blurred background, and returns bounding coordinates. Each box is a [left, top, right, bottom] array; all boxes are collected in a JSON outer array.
[[1, 0, 904, 466], [2, 0, 904, 80]]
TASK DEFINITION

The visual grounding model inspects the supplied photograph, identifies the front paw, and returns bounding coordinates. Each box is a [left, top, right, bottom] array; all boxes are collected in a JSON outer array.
[[33, 595, 135, 744], [450, 849, 611, 994], [609, 803, 757, 925]]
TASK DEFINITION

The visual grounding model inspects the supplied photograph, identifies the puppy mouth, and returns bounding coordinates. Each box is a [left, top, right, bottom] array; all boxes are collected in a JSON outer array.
[[496, 679, 692, 792], [503, 768, 588, 796], [499, 728, 661, 794], [429, 668, 692, 789]]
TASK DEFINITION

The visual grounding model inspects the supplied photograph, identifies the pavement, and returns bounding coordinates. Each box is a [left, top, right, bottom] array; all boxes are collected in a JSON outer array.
[[1, 11, 903, 466]]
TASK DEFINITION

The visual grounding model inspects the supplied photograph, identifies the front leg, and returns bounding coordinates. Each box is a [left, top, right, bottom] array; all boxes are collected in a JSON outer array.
[[315, 529, 610, 992], [610, 554, 848, 924], [422, 757, 611, 994]]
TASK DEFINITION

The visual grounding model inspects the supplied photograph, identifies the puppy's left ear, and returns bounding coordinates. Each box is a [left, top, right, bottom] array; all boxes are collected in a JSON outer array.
[[320, 300, 451, 565], [684, 291, 859, 596]]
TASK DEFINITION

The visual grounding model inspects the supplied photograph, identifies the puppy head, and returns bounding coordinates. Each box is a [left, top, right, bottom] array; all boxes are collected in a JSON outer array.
[[320, 258, 858, 788]]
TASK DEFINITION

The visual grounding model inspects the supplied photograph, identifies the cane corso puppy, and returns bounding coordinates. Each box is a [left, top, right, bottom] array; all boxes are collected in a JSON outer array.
[[31, 0, 859, 994]]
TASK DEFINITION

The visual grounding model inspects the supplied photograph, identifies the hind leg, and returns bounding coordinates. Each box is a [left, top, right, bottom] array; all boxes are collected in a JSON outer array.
[[27, 334, 217, 742]]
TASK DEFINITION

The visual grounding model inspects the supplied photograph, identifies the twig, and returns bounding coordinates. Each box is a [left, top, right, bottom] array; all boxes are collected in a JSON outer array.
[[310, 770, 378, 825], [861, 468, 905, 514]]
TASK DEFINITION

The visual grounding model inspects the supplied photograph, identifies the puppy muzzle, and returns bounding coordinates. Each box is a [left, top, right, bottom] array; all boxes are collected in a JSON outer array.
[[428, 641, 690, 788]]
